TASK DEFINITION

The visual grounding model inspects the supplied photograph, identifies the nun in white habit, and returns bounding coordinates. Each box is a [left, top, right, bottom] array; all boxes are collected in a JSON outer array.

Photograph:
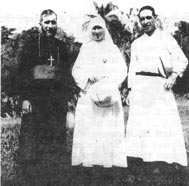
[[71, 16, 127, 167]]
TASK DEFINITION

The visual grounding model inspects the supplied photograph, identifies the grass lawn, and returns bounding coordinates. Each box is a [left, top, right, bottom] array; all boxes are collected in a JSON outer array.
[[176, 96, 189, 153], [1, 96, 189, 186]]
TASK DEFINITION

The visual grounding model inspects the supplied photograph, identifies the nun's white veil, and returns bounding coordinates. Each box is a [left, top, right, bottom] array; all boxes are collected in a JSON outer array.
[[86, 16, 114, 45]]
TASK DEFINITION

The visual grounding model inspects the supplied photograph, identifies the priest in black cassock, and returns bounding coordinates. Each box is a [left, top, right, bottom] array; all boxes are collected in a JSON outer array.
[[17, 9, 75, 166]]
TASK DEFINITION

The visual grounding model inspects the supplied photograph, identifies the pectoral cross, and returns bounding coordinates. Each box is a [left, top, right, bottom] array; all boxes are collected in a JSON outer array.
[[48, 54, 55, 66]]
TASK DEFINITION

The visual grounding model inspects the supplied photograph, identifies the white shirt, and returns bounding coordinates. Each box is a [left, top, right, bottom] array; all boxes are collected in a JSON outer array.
[[128, 30, 188, 88]]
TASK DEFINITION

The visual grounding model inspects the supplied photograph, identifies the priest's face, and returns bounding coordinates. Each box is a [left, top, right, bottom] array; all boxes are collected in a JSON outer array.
[[139, 9, 156, 36], [91, 26, 105, 41], [40, 13, 57, 38]]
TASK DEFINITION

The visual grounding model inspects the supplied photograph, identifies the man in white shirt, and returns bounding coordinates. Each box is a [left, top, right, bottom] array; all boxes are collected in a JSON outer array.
[[125, 5, 188, 167]]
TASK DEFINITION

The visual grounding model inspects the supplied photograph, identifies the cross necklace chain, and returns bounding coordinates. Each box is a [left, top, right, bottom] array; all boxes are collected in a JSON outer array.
[[38, 35, 60, 66]]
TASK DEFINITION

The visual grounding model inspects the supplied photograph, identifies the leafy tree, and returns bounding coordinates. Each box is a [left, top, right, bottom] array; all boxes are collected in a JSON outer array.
[[1, 26, 16, 45], [173, 21, 189, 94], [56, 27, 81, 69], [1, 29, 19, 94], [1, 26, 22, 117]]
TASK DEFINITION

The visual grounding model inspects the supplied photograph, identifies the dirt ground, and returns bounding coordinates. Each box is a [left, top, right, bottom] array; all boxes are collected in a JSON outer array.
[[1, 96, 189, 186]]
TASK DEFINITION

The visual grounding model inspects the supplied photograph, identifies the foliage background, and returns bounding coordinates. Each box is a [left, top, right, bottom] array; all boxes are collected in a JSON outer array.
[[1, 3, 189, 117]]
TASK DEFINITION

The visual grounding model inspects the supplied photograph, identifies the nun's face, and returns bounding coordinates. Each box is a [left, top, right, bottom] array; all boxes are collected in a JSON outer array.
[[91, 25, 105, 41]]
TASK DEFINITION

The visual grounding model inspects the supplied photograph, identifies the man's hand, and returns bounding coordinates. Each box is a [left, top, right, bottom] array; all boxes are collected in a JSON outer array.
[[164, 72, 178, 91], [22, 100, 32, 114]]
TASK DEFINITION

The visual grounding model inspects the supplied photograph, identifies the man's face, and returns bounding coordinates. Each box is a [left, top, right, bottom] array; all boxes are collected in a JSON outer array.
[[40, 14, 57, 38], [91, 26, 105, 41], [139, 9, 156, 35]]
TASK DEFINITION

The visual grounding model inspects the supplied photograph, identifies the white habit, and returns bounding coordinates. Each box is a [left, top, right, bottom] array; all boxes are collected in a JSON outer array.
[[71, 17, 127, 167]]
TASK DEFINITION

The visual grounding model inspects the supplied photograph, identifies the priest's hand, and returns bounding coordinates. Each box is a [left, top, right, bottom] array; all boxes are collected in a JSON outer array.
[[22, 100, 32, 114], [164, 72, 178, 91]]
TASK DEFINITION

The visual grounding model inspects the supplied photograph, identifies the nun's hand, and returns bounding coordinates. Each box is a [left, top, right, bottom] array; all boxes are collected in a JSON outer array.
[[164, 72, 178, 91], [121, 88, 131, 106], [89, 77, 99, 84], [125, 92, 130, 106]]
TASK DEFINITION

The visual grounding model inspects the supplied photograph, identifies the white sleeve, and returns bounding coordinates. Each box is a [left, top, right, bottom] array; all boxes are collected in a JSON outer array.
[[107, 47, 127, 87], [72, 45, 90, 90], [128, 42, 138, 89], [166, 34, 188, 77]]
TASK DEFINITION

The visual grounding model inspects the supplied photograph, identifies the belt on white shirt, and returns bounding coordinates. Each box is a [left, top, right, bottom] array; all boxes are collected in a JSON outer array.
[[136, 72, 163, 77]]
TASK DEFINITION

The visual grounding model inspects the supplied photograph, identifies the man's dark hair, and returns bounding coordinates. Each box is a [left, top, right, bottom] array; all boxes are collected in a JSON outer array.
[[40, 9, 57, 22], [138, 5, 157, 17]]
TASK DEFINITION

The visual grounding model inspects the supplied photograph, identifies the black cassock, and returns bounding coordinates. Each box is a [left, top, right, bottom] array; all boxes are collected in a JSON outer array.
[[17, 34, 75, 163]]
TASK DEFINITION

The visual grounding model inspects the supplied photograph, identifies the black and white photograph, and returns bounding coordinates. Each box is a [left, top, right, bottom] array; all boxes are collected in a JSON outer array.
[[1, 0, 189, 185]]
